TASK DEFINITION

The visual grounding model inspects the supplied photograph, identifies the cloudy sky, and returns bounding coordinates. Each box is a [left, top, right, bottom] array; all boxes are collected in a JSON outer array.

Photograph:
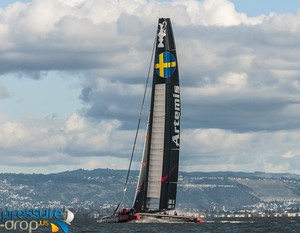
[[1, 0, 300, 174]]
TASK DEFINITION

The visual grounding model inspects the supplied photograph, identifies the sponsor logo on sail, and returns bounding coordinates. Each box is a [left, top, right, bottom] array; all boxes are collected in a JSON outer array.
[[0, 208, 74, 233], [155, 52, 177, 78], [172, 85, 180, 147]]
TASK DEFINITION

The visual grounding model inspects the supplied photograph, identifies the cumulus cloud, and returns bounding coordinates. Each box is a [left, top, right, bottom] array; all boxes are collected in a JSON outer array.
[[79, 77, 149, 129], [0, 0, 267, 74], [182, 129, 300, 174], [0, 0, 300, 173], [0, 113, 137, 171]]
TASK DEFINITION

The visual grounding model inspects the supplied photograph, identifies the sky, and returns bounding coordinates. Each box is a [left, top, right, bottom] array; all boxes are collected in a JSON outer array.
[[0, 0, 300, 174]]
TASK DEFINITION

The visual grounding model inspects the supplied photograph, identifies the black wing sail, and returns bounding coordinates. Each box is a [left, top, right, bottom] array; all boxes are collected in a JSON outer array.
[[133, 18, 180, 212]]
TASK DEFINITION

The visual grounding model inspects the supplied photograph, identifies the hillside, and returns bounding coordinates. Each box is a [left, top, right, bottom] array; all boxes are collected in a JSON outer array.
[[1, 169, 300, 211]]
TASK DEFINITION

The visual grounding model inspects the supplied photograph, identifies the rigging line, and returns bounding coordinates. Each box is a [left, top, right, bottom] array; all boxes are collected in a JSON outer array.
[[114, 32, 157, 214]]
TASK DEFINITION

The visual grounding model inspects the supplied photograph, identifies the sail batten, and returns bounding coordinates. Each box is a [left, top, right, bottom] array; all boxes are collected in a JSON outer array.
[[146, 83, 166, 208]]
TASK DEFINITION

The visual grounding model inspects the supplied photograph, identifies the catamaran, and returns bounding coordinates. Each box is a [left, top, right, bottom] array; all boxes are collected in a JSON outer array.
[[98, 18, 203, 223]]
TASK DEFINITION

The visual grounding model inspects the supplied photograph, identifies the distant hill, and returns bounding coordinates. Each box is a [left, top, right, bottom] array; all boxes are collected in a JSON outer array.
[[1, 169, 300, 211]]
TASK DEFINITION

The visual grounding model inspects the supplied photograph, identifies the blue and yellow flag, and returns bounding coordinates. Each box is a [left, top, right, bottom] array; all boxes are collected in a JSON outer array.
[[155, 52, 176, 78]]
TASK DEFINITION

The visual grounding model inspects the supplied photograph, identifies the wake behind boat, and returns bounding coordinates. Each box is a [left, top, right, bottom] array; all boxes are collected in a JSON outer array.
[[98, 17, 203, 224]]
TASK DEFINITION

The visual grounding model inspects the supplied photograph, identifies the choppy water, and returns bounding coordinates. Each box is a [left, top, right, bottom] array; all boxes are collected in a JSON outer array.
[[71, 218, 300, 233]]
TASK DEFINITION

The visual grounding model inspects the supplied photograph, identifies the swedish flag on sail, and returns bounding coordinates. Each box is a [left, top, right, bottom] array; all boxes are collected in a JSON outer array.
[[155, 52, 176, 78]]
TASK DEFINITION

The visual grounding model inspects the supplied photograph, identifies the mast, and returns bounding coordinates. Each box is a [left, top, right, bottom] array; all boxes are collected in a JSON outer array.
[[133, 18, 180, 212]]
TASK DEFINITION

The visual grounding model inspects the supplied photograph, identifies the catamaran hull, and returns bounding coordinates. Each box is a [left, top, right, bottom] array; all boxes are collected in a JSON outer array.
[[98, 214, 140, 223], [98, 213, 203, 223], [136, 213, 204, 223]]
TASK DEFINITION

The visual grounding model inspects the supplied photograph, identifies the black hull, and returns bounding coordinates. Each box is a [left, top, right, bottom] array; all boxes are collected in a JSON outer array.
[[98, 213, 140, 223]]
